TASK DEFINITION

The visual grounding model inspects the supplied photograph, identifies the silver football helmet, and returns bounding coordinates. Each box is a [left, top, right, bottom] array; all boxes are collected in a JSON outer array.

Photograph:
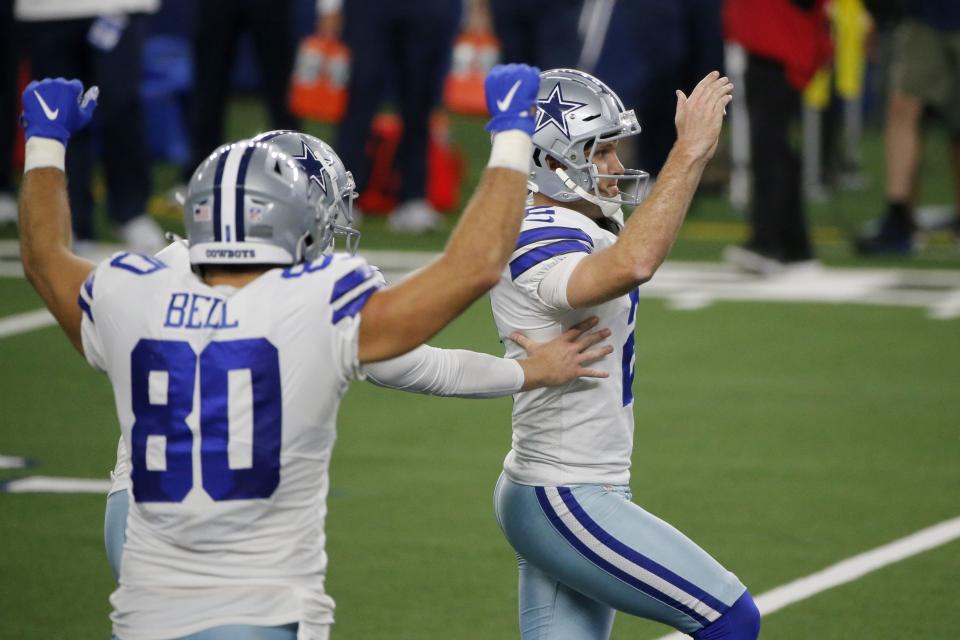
[[184, 139, 331, 266], [251, 130, 360, 254], [529, 68, 650, 219]]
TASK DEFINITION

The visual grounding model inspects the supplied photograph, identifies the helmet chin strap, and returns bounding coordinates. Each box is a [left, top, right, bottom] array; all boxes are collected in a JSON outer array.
[[554, 167, 622, 218]]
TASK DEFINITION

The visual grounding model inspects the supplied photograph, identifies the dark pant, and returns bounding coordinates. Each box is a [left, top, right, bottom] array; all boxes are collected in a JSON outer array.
[[0, 0, 18, 193], [26, 15, 151, 238], [336, 0, 460, 201], [490, 0, 583, 70], [745, 54, 813, 262], [187, 0, 299, 176]]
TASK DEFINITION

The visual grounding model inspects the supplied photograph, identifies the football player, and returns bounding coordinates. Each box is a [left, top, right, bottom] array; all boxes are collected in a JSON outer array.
[[489, 69, 761, 639], [18, 65, 540, 639], [102, 129, 615, 583]]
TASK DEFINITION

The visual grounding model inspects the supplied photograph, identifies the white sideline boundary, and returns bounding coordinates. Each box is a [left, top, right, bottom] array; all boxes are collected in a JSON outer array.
[[654, 515, 960, 639], [0, 475, 111, 494], [0, 308, 54, 338]]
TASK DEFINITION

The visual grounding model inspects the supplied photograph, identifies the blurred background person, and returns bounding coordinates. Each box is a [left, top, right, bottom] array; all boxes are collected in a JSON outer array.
[[470, 0, 583, 70], [0, 0, 18, 225], [590, 0, 725, 179], [722, 0, 832, 274], [856, 0, 960, 255], [185, 0, 301, 180], [328, 0, 461, 234], [15, 0, 165, 254]]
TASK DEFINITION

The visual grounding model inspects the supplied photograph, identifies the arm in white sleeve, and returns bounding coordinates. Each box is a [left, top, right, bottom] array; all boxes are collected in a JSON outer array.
[[537, 252, 589, 311], [365, 344, 524, 398]]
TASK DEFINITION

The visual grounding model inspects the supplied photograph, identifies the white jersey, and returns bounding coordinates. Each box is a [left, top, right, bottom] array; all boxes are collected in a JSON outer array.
[[491, 205, 640, 486], [80, 250, 382, 640]]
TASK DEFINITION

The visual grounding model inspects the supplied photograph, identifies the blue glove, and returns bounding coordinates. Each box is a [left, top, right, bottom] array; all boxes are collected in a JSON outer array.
[[21, 78, 99, 145], [485, 64, 540, 135]]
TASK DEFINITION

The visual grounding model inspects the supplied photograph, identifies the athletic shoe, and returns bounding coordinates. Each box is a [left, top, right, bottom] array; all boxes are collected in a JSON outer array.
[[0, 192, 16, 224], [120, 215, 167, 254], [388, 199, 442, 234]]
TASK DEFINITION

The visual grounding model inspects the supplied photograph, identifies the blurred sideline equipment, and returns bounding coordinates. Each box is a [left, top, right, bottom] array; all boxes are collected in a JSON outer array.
[[444, 29, 501, 115], [356, 113, 464, 215], [289, 35, 350, 123]]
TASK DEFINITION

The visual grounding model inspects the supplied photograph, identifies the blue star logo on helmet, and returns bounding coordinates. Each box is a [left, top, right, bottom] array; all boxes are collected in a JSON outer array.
[[291, 141, 327, 194], [534, 82, 587, 139]]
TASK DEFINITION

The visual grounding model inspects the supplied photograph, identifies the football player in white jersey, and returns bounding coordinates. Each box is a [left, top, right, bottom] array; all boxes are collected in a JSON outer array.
[[102, 129, 615, 583], [490, 69, 762, 639], [17, 65, 544, 639]]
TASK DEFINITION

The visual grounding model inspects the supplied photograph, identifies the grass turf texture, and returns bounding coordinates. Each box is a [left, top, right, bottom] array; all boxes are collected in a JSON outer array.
[[1, 279, 957, 638]]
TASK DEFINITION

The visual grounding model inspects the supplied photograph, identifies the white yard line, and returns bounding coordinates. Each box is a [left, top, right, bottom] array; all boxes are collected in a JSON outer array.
[[0, 455, 29, 469], [0, 308, 55, 339], [0, 475, 111, 494], [1, 251, 957, 344], [654, 515, 960, 639]]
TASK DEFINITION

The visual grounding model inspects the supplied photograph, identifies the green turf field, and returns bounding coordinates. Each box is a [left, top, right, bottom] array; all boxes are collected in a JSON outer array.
[[1, 274, 958, 638]]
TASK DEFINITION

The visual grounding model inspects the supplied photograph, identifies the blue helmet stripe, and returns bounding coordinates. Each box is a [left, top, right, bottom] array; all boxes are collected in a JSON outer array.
[[234, 145, 257, 242], [211, 150, 229, 242]]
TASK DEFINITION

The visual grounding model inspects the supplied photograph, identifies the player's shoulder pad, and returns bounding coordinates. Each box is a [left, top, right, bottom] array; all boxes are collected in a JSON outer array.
[[510, 206, 595, 281], [277, 253, 384, 325], [78, 251, 177, 324]]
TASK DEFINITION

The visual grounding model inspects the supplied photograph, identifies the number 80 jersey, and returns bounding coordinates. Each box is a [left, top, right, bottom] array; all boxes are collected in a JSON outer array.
[[79, 250, 382, 640]]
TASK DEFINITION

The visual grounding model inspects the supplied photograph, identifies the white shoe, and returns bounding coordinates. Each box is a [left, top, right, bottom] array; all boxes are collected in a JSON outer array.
[[73, 239, 120, 263], [0, 192, 17, 224], [120, 215, 166, 254], [723, 245, 783, 276], [388, 199, 441, 234]]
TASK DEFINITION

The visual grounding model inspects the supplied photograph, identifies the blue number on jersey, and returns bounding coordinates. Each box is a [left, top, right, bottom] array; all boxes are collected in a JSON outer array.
[[131, 340, 196, 502], [281, 255, 332, 279], [110, 252, 167, 275], [200, 339, 282, 500], [621, 289, 640, 406], [130, 338, 282, 502]]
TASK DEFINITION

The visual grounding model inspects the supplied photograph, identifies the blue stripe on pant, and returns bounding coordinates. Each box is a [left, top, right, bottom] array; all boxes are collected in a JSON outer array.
[[494, 474, 748, 638]]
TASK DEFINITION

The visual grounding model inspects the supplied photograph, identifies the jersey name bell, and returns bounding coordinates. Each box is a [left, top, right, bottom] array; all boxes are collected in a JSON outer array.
[[491, 205, 639, 487], [80, 250, 381, 640]]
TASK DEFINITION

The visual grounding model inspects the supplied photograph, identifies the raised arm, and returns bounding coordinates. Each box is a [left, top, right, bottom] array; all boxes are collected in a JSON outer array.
[[365, 317, 612, 397], [565, 71, 734, 308], [357, 64, 540, 362], [17, 79, 99, 352]]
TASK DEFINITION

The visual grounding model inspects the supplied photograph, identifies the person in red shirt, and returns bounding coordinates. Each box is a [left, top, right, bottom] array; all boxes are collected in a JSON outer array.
[[722, 0, 832, 274]]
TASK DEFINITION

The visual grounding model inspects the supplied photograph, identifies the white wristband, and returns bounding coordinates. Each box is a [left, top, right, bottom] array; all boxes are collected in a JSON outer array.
[[24, 137, 66, 173], [487, 130, 533, 175]]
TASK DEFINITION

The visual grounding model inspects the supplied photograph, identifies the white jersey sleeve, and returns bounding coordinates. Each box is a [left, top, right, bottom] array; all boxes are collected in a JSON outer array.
[[365, 345, 524, 398], [323, 253, 384, 382], [78, 266, 107, 372], [508, 206, 596, 313]]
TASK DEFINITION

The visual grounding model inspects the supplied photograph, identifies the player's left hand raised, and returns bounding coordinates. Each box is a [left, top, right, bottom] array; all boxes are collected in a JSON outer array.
[[484, 63, 540, 135], [21, 78, 99, 145], [512, 316, 613, 390]]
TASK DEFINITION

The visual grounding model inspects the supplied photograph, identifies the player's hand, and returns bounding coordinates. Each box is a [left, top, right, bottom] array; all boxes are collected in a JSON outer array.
[[512, 316, 613, 390], [485, 63, 540, 135], [21, 78, 99, 145], [673, 70, 733, 163]]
